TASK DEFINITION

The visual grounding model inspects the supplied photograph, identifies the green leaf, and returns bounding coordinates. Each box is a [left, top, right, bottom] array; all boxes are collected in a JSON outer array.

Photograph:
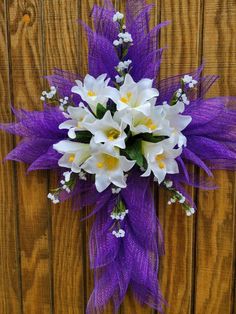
[[96, 103, 107, 119], [140, 133, 168, 143], [125, 139, 144, 167], [74, 130, 92, 143]]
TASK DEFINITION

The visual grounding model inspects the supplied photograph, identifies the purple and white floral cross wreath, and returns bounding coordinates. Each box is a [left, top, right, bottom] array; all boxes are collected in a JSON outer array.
[[1, 0, 236, 313]]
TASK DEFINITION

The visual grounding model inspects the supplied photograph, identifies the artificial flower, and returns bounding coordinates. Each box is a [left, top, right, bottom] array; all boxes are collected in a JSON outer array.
[[83, 110, 127, 149], [142, 139, 182, 183], [71, 74, 111, 112], [160, 102, 192, 147], [108, 74, 159, 115], [82, 142, 135, 192], [59, 104, 95, 139], [53, 140, 90, 173], [119, 104, 171, 135]]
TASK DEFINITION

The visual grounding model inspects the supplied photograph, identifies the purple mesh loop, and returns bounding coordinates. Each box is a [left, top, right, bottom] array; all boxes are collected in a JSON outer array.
[[128, 21, 170, 59], [91, 5, 118, 42], [80, 21, 119, 78], [85, 170, 164, 313], [126, 0, 149, 28], [169, 172, 218, 190], [4, 138, 55, 165], [27, 146, 61, 171], [157, 64, 204, 103], [46, 70, 82, 105], [187, 136, 236, 163], [130, 48, 164, 81], [177, 156, 190, 183], [182, 148, 213, 177], [127, 4, 154, 41], [0, 106, 67, 170]]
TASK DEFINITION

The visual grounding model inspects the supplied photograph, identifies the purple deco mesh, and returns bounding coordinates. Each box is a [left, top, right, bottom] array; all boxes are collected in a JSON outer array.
[[1, 0, 236, 313]]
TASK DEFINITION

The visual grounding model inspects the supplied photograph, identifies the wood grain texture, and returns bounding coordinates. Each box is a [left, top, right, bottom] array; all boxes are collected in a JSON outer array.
[[158, 0, 202, 313], [7, 0, 51, 312], [194, 0, 236, 313], [0, 1, 21, 313], [0, 0, 235, 313], [43, 0, 85, 313]]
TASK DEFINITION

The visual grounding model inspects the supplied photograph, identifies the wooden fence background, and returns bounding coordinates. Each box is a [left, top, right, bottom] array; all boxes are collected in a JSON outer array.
[[0, 0, 236, 313]]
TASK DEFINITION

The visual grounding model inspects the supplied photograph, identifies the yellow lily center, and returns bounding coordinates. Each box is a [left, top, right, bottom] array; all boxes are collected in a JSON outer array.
[[68, 154, 75, 162], [120, 91, 132, 104], [96, 154, 119, 171], [96, 162, 104, 169], [155, 154, 166, 169], [87, 90, 96, 97], [144, 118, 157, 131], [106, 129, 120, 141], [77, 117, 83, 128]]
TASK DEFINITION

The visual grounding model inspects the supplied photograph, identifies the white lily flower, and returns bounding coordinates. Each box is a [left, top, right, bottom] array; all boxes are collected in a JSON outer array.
[[83, 110, 127, 149], [118, 104, 171, 136], [107, 74, 159, 116], [161, 103, 192, 147], [53, 140, 90, 173], [142, 139, 182, 184], [71, 74, 111, 113], [82, 142, 135, 192], [59, 104, 95, 139]]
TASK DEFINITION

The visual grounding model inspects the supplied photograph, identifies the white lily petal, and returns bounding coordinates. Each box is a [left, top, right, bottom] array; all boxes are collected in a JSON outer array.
[[95, 174, 111, 192], [165, 159, 179, 174], [68, 128, 76, 139], [59, 120, 77, 130]]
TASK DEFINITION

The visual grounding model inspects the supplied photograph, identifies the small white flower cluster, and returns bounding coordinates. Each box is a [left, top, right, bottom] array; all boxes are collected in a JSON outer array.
[[117, 60, 132, 71], [113, 16, 133, 47], [186, 207, 195, 216], [40, 86, 57, 101], [47, 193, 60, 204], [118, 32, 133, 43], [60, 171, 72, 193], [167, 191, 186, 205], [110, 209, 129, 221], [113, 11, 124, 22], [115, 60, 132, 83], [115, 75, 124, 83], [175, 89, 190, 106], [59, 96, 69, 111], [113, 38, 123, 46], [111, 187, 121, 194], [182, 75, 198, 88], [164, 180, 173, 188], [112, 229, 125, 238]]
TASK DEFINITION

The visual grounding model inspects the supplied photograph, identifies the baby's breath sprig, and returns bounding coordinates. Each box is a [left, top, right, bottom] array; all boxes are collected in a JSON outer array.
[[40, 86, 74, 112], [48, 171, 79, 204], [112, 11, 134, 87], [110, 195, 128, 238], [170, 75, 198, 107], [163, 180, 196, 216], [40, 86, 57, 103]]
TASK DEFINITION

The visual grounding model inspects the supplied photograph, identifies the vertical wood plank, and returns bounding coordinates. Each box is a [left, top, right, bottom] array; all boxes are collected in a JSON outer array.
[[158, 0, 201, 313], [0, 1, 21, 313], [7, 0, 51, 312], [43, 0, 85, 313], [194, 0, 236, 313]]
